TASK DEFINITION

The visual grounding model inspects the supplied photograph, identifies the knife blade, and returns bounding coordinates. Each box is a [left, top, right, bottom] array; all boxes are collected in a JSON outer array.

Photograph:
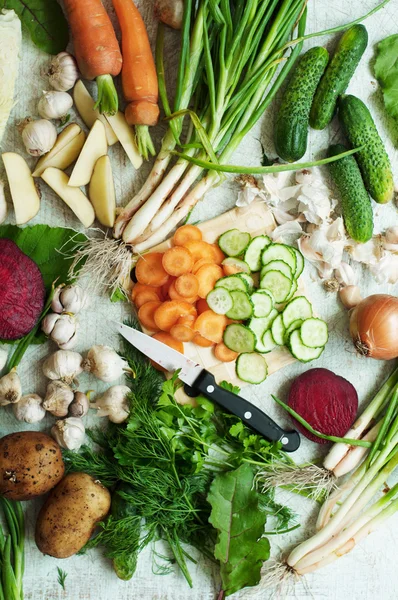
[[115, 322, 300, 452]]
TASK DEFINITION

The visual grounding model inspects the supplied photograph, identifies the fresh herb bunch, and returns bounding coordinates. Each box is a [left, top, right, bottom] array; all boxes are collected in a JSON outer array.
[[65, 329, 297, 594]]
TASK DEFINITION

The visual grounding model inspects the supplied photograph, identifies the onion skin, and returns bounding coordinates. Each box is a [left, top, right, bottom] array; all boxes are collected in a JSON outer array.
[[350, 294, 398, 360]]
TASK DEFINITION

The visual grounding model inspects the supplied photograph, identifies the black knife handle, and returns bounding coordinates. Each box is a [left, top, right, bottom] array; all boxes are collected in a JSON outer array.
[[193, 371, 300, 452]]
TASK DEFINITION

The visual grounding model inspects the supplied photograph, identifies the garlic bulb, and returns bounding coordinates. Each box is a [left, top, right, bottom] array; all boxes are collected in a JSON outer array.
[[51, 417, 85, 450], [0, 180, 7, 224], [51, 284, 87, 315], [13, 394, 45, 423], [22, 119, 57, 156], [42, 313, 78, 349], [68, 391, 90, 418], [0, 368, 22, 406], [47, 52, 79, 92], [0, 348, 8, 372], [42, 350, 83, 384], [43, 380, 74, 417], [83, 346, 128, 383], [38, 91, 73, 120], [92, 385, 131, 423]]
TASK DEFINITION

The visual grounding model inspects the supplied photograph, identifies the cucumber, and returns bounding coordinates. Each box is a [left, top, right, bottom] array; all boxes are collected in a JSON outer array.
[[261, 260, 293, 281], [282, 296, 312, 328], [223, 324, 256, 353], [338, 94, 394, 204], [310, 25, 368, 130], [222, 257, 251, 274], [248, 309, 278, 353], [284, 318, 304, 344], [271, 313, 285, 346], [251, 290, 274, 318], [236, 353, 268, 384], [284, 278, 298, 302], [239, 273, 254, 291], [261, 330, 276, 353], [260, 271, 292, 303], [328, 144, 373, 243], [244, 235, 271, 271], [274, 47, 329, 162], [206, 287, 233, 315], [262, 243, 296, 273], [226, 291, 253, 320], [288, 329, 324, 362], [290, 247, 304, 279], [218, 229, 251, 257], [300, 318, 328, 348], [215, 274, 248, 292]]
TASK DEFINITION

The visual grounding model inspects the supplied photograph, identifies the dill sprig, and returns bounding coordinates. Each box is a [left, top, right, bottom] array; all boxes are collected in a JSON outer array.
[[57, 567, 67, 591]]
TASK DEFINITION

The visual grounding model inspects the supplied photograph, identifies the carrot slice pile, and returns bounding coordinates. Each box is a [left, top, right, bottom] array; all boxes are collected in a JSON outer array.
[[183, 241, 215, 263], [196, 298, 210, 314], [138, 300, 162, 332], [132, 282, 163, 302], [192, 333, 214, 348], [168, 280, 198, 304], [134, 290, 161, 308], [170, 323, 195, 342], [192, 258, 214, 274], [154, 300, 196, 331], [173, 224, 202, 246], [194, 310, 227, 344], [196, 264, 223, 298], [136, 253, 169, 286], [210, 244, 225, 265], [162, 246, 194, 276]]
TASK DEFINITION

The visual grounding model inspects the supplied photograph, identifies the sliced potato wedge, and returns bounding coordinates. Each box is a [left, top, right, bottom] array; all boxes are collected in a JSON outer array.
[[2, 152, 40, 224], [68, 120, 107, 187], [73, 80, 118, 146], [32, 124, 86, 177], [89, 155, 116, 228], [105, 112, 143, 170], [42, 167, 95, 228]]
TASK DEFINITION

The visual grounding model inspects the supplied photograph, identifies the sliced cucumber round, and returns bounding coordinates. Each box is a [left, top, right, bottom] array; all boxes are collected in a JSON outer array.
[[261, 259, 293, 280], [206, 287, 233, 315], [290, 247, 304, 279], [260, 270, 292, 303], [300, 318, 328, 348], [222, 257, 251, 274], [261, 243, 296, 273], [271, 313, 285, 346], [226, 291, 254, 320], [215, 274, 248, 292], [239, 273, 254, 291], [284, 318, 304, 344], [223, 324, 256, 353], [288, 329, 324, 363], [251, 290, 274, 318], [284, 278, 298, 302], [219, 229, 251, 257], [236, 353, 268, 384], [261, 330, 276, 353], [244, 235, 271, 271], [282, 296, 313, 328], [248, 309, 278, 353]]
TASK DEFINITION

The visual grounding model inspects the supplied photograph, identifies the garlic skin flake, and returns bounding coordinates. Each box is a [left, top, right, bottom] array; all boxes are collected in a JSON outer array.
[[22, 119, 57, 156], [51, 284, 87, 315], [42, 313, 78, 350], [0, 368, 22, 406], [43, 380, 74, 417], [47, 52, 79, 92], [83, 346, 128, 383], [42, 350, 83, 384], [38, 91, 73, 120], [334, 262, 357, 288], [13, 394, 45, 423], [92, 385, 131, 423], [51, 417, 85, 450]]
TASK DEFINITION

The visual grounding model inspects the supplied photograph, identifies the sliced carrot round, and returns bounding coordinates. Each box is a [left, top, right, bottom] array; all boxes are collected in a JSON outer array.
[[210, 244, 225, 265], [173, 224, 202, 246], [214, 342, 238, 363], [161, 277, 175, 299], [194, 310, 227, 344], [183, 240, 215, 263], [134, 290, 161, 308], [168, 280, 198, 304], [170, 323, 195, 342], [192, 333, 215, 348], [175, 273, 199, 298], [196, 298, 210, 315], [196, 263, 223, 298], [192, 258, 214, 274], [154, 300, 196, 331], [138, 301, 162, 332], [132, 282, 163, 302], [162, 246, 194, 276], [177, 314, 195, 327], [135, 253, 169, 287], [151, 332, 184, 371]]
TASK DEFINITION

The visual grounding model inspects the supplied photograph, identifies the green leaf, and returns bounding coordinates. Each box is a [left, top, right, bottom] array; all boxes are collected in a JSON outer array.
[[207, 463, 270, 596], [0, 224, 86, 292], [219, 380, 240, 395], [374, 35, 398, 120], [110, 287, 127, 303], [0, 0, 69, 54]]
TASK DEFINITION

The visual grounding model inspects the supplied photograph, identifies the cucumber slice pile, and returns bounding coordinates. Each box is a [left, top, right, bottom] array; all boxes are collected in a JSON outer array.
[[244, 235, 271, 271], [215, 274, 248, 292]]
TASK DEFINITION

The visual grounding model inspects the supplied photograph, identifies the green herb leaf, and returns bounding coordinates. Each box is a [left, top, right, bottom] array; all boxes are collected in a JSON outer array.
[[374, 35, 398, 120], [57, 567, 67, 590], [207, 463, 270, 596], [110, 287, 127, 303], [0, 0, 69, 54]]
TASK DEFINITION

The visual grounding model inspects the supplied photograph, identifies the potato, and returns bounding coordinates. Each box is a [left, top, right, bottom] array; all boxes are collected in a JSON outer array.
[[89, 155, 116, 227], [68, 120, 107, 187], [73, 80, 118, 146], [0, 431, 65, 500], [105, 112, 142, 169], [41, 167, 95, 227], [32, 124, 86, 177], [2, 152, 40, 224], [35, 472, 111, 558]]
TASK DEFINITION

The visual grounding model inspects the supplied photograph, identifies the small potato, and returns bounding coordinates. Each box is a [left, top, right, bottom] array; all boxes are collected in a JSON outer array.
[[0, 431, 64, 501], [35, 472, 111, 558]]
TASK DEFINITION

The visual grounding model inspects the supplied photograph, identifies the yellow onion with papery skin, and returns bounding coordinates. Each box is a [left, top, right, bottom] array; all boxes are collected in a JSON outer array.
[[350, 294, 398, 360]]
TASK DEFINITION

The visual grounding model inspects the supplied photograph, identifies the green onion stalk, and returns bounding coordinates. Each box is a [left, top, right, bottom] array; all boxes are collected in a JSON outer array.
[[0, 500, 25, 600], [113, 0, 391, 253]]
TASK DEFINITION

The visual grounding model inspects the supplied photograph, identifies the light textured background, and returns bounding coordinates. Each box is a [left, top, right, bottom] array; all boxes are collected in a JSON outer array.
[[1, 0, 398, 598]]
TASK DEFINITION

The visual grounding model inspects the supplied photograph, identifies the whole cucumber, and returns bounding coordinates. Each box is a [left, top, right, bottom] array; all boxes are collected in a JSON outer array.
[[310, 25, 368, 130], [274, 47, 329, 162], [339, 94, 394, 204], [328, 144, 373, 243]]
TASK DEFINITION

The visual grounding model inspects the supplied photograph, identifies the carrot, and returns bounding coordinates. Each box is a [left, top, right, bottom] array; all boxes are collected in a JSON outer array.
[[194, 310, 227, 343], [162, 246, 194, 277], [154, 300, 196, 331], [138, 300, 162, 331], [196, 298, 210, 314], [63, 0, 122, 115], [196, 264, 223, 298], [135, 252, 169, 287], [134, 290, 161, 308], [192, 333, 214, 348], [161, 277, 175, 299], [177, 315, 195, 326], [132, 282, 163, 302], [170, 323, 195, 342], [151, 332, 184, 371], [210, 244, 225, 265], [192, 258, 214, 274], [214, 342, 238, 363], [175, 273, 199, 298], [183, 241, 215, 263], [173, 224, 202, 246], [168, 281, 198, 304]]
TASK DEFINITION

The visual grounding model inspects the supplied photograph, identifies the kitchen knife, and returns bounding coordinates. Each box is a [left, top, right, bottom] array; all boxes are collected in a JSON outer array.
[[115, 322, 300, 452]]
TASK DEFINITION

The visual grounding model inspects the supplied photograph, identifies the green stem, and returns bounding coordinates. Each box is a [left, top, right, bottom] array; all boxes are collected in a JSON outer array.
[[135, 126, 156, 161], [94, 75, 119, 115], [367, 388, 398, 466]]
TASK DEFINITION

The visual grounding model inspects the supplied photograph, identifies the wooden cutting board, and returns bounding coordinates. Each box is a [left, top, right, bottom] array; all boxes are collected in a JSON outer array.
[[134, 202, 300, 402]]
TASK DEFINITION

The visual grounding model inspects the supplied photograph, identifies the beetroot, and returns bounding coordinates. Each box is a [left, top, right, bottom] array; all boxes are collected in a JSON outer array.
[[0, 239, 45, 340], [288, 368, 358, 444]]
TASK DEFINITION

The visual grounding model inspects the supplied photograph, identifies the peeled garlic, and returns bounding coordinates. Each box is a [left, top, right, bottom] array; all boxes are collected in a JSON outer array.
[[0, 368, 22, 406], [334, 262, 357, 288], [92, 385, 131, 423], [383, 226, 398, 252], [0, 349, 8, 372], [47, 52, 79, 92], [43, 380, 74, 417], [38, 91, 73, 120], [339, 285, 363, 310], [51, 284, 87, 315], [22, 119, 57, 157], [13, 394, 45, 423], [68, 391, 90, 418], [51, 417, 85, 450], [83, 346, 128, 383], [42, 350, 83, 384], [42, 313, 78, 349], [0, 180, 7, 224]]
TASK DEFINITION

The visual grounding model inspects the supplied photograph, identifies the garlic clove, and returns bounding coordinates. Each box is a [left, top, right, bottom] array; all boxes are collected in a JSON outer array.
[[83, 346, 128, 383], [339, 285, 363, 310], [38, 91, 73, 120], [42, 350, 83, 384], [51, 284, 87, 315], [47, 52, 79, 92], [43, 380, 74, 417], [13, 394, 45, 423], [21, 119, 57, 157], [0, 368, 22, 406], [334, 262, 357, 288], [42, 313, 78, 349], [68, 391, 90, 417], [51, 417, 85, 450], [51, 284, 65, 313]]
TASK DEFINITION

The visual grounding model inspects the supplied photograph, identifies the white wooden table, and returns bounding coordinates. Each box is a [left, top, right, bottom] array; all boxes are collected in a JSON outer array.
[[1, 1, 398, 598]]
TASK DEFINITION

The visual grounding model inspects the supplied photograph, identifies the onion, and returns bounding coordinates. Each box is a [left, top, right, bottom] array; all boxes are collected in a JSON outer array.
[[350, 294, 398, 360]]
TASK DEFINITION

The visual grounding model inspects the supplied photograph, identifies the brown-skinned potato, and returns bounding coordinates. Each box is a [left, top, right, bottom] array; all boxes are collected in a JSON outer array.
[[0, 431, 65, 500], [35, 472, 111, 558]]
